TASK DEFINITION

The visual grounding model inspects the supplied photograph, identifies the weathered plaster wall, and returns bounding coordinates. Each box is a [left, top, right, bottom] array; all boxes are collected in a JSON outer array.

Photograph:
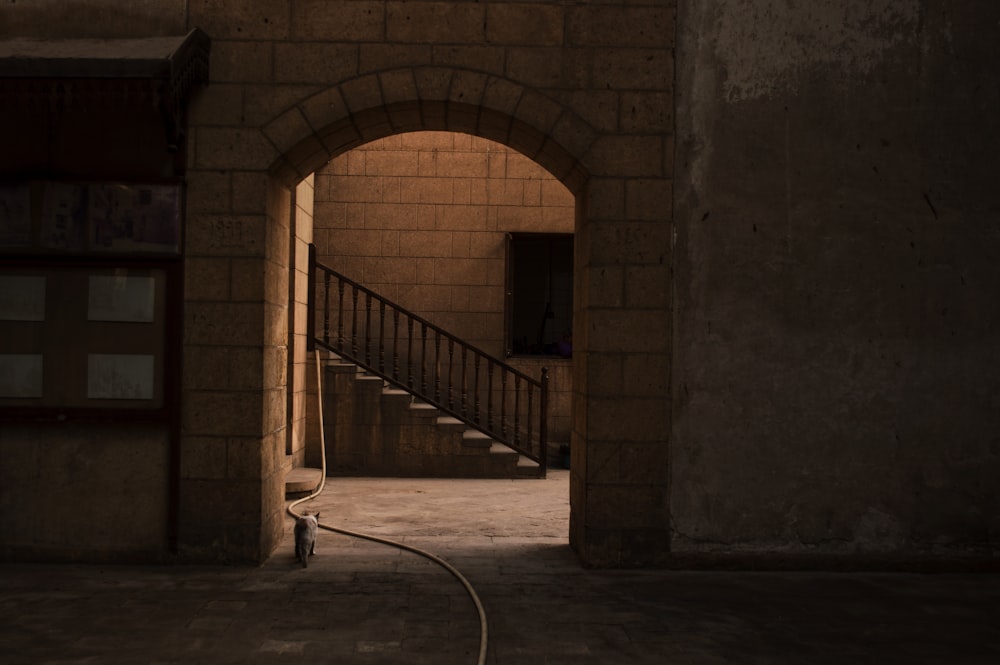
[[0, 425, 170, 561], [674, 0, 1000, 561]]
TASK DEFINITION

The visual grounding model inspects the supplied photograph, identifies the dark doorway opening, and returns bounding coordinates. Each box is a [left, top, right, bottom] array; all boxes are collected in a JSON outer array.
[[506, 233, 573, 357]]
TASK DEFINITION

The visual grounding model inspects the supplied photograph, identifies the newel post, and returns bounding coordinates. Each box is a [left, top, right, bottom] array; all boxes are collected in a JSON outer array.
[[540, 366, 549, 477]]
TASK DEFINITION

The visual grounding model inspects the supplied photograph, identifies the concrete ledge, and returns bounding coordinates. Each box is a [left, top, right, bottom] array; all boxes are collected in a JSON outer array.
[[284, 467, 323, 496], [613, 550, 1000, 573]]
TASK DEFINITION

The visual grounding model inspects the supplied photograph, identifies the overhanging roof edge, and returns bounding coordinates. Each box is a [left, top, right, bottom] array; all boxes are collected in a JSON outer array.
[[0, 28, 210, 88]]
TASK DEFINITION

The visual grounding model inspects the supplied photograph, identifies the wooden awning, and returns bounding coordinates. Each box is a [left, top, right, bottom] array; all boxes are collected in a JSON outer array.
[[0, 29, 209, 111]]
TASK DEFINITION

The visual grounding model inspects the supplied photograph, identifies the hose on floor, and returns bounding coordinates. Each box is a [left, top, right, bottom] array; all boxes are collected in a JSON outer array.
[[286, 350, 489, 665]]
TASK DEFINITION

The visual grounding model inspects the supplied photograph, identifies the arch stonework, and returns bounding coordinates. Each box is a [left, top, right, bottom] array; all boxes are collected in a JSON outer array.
[[182, 62, 673, 565], [261, 69, 593, 195]]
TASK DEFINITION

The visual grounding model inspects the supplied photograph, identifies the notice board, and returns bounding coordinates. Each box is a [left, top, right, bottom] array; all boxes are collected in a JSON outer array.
[[0, 266, 168, 410], [0, 180, 181, 417]]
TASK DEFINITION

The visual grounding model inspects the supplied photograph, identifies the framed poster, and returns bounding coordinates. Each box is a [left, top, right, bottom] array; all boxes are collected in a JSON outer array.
[[0, 264, 172, 413], [0, 354, 43, 398], [41, 183, 88, 251], [0, 183, 32, 247], [88, 274, 155, 322], [87, 354, 155, 400], [89, 184, 181, 254], [0, 275, 45, 321], [0, 179, 181, 418]]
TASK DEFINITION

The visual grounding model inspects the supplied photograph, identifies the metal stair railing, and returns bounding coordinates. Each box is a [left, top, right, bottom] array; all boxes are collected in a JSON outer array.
[[308, 244, 548, 475]]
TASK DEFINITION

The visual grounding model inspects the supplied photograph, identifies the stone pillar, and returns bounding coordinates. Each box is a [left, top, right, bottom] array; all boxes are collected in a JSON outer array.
[[570, 175, 674, 565], [178, 158, 285, 561]]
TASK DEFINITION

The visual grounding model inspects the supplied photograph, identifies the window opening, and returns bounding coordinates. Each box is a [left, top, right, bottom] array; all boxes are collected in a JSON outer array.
[[506, 233, 573, 358]]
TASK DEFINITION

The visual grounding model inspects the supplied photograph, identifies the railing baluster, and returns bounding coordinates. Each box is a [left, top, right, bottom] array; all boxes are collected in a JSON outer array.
[[514, 374, 521, 446], [392, 308, 400, 382], [364, 293, 373, 367], [322, 271, 330, 347], [421, 322, 428, 394], [407, 317, 414, 390], [526, 381, 534, 452], [460, 346, 467, 418], [487, 360, 494, 430], [378, 300, 386, 374], [434, 331, 441, 403], [540, 367, 549, 474], [350, 284, 359, 357], [337, 277, 345, 353], [500, 369, 507, 438], [473, 354, 481, 425], [447, 337, 455, 411]]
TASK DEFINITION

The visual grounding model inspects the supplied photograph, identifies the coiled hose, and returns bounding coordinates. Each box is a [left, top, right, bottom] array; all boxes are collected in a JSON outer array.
[[286, 351, 489, 665]]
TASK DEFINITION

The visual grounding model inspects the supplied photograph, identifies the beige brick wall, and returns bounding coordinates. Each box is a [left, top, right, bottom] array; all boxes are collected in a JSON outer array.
[[313, 132, 575, 443], [290, 175, 315, 466], [314, 131, 573, 357]]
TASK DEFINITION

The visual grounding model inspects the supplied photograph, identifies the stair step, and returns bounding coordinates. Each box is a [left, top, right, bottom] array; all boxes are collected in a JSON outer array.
[[409, 400, 438, 414], [488, 441, 517, 455], [463, 430, 494, 449], [285, 467, 323, 495], [325, 361, 360, 374], [318, 352, 539, 479], [516, 456, 542, 477]]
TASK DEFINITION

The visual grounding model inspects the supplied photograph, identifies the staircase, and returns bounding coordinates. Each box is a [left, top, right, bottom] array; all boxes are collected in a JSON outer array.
[[285, 245, 548, 486], [321, 352, 543, 478]]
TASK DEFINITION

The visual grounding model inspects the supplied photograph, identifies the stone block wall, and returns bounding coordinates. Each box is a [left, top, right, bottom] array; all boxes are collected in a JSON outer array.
[[313, 131, 574, 444], [290, 175, 315, 468], [313, 131, 574, 356], [2, 0, 678, 565]]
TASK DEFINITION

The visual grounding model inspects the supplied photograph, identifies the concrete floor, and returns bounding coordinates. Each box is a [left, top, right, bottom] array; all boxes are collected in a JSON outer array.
[[2, 469, 999, 664]]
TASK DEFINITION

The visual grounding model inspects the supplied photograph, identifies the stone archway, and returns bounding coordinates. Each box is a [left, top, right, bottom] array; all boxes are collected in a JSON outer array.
[[261, 69, 594, 551], [261, 69, 593, 195], [2, 0, 675, 568], [181, 65, 672, 566]]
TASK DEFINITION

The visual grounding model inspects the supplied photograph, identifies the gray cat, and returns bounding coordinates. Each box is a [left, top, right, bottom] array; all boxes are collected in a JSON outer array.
[[294, 513, 320, 568]]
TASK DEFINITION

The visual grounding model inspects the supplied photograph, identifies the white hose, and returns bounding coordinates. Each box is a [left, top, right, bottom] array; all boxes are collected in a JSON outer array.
[[286, 350, 489, 665]]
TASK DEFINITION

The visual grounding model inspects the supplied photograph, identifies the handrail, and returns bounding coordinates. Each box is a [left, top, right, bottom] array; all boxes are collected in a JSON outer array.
[[308, 244, 548, 475]]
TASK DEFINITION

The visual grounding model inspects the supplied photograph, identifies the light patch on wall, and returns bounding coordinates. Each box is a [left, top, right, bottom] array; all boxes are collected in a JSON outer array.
[[0, 275, 45, 321], [0, 354, 43, 398], [88, 274, 155, 322], [715, 0, 921, 102], [87, 354, 154, 400]]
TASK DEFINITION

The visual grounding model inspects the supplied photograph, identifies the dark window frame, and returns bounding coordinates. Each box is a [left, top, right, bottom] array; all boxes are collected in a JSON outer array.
[[504, 232, 574, 358], [0, 179, 184, 423]]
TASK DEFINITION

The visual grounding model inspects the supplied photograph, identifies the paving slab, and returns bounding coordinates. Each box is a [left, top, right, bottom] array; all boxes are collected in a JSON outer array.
[[2, 470, 999, 664]]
